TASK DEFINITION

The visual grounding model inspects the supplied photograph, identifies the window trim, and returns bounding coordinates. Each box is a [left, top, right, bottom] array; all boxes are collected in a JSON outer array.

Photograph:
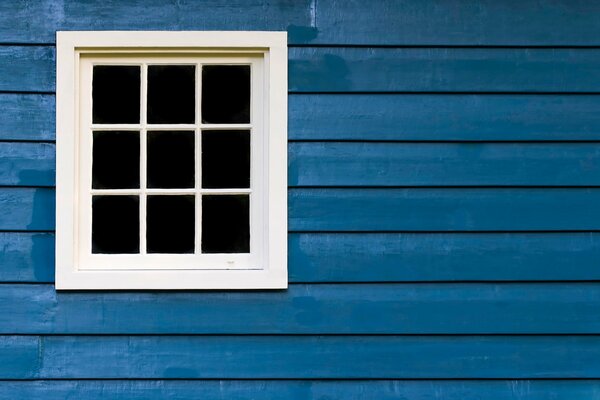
[[56, 31, 288, 290]]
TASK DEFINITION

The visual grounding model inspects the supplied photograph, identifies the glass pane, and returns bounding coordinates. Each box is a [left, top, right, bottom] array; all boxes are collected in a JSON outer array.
[[147, 195, 195, 253], [202, 195, 249, 253], [202, 130, 250, 188], [92, 196, 139, 254], [93, 66, 140, 124], [92, 131, 140, 189], [202, 65, 250, 124], [147, 131, 195, 189], [147, 65, 196, 124]]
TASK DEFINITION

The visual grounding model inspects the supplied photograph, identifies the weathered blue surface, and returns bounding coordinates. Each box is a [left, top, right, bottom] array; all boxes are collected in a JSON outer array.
[[1, 0, 599, 398]]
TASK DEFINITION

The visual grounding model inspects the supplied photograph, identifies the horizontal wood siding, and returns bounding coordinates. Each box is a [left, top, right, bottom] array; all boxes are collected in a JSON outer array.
[[0, 1, 598, 398], [3, 232, 600, 283], [0, 283, 600, 334], [2, 380, 600, 400]]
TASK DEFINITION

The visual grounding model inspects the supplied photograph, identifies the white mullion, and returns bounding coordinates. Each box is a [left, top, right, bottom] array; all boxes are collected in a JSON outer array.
[[91, 189, 143, 195], [198, 124, 252, 130], [140, 63, 148, 255], [199, 188, 252, 195], [195, 62, 202, 255], [90, 124, 142, 130]]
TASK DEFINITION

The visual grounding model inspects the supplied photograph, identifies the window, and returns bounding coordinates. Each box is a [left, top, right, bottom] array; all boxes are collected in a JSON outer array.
[[56, 31, 287, 289]]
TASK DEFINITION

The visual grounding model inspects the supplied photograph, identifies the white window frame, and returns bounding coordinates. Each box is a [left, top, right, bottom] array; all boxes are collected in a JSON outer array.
[[56, 31, 287, 290]]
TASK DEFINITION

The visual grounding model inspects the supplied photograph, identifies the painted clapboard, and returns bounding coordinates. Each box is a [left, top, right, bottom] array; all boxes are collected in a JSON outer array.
[[0, 1, 599, 398]]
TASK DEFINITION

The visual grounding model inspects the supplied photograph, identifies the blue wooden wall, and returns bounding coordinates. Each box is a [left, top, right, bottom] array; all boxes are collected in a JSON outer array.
[[1, 0, 600, 398]]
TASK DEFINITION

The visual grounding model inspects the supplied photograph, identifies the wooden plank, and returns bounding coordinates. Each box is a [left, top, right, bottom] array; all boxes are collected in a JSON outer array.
[[7, 141, 600, 187], [0, 0, 598, 46], [0, 94, 54, 141], [3, 283, 600, 334], [290, 94, 600, 141], [289, 142, 600, 186], [289, 232, 600, 282], [288, 47, 600, 92], [0, 188, 54, 231], [5, 188, 600, 232], [0, 336, 38, 379], [6, 46, 600, 93], [290, 188, 600, 232], [1, 380, 599, 400], [0, 143, 54, 186], [0, 233, 54, 282], [0, 47, 54, 92], [0, 0, 310, 45], [0, 335, 594, 378], [313, 0, 600, 46], [4, 93, 600, 142], [3, 232, 600, 283]]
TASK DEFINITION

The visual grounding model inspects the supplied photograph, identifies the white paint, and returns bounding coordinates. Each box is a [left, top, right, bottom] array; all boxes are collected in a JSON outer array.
[[56, 31, 288, 290]]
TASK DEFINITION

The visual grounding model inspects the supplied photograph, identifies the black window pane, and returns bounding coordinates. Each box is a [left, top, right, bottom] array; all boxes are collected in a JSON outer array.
[[147, 65, 195, 124], [93, 66, 140, 124], [202, 195, 249, 253], [147, 196, 195, 253], [202, 65, 250, 124], [92, 196, 139, 254], [202, 130, 250, 188], [147, 131, 195, 189], [93, 131, 140, 189]]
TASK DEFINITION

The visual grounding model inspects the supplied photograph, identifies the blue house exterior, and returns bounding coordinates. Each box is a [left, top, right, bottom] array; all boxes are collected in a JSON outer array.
[[1, 0, 600, 398]]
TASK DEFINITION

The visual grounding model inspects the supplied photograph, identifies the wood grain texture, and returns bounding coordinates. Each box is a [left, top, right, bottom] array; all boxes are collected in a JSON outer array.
[[4, 94, 600, 142], [0, 0, 598, 45], [312, 0, 600, 46], [4, 232, 600, 283], [2, 283, 600, 334], [5, 46, 600, 93], [289, 188, 600, 232], [0, 0, 310, 44], [289, 233, 600, 282], [7, 141, 600, 187], [290, 94, 600, 141], [0, 46, 54, 92], [0, 188, 54, 231], [1, 380, 599, 400], [2, 335, 600, 378], [0, 94, 54, 141], [0, 143, 54, 186], [289, 142, 600, 186], [5, 188, 600, 232], [288, 47, 600, 92]]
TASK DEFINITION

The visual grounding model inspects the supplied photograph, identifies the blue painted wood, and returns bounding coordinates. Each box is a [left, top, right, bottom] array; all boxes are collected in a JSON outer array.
[[288, 47, 600, 92], [0, 47, 54, 92], [4, 94, 600, 142], [289, 188, 600, 232], [0, 189, 54, 231], [0, 94, 54, 141], [2, 232, 600, 283], [0, 1, 310, 45], [2, 380, 600, 400], [0, 336, 38, 379], [6, 46, 600, 93], [290, 94, 600, 141], [313, 0, 600, 46], [0, 233, 54, 282], [289, 142, 600, 186], [289, 233, 600, 282], [3, 283, 600, 334], [0, 335, 594, 378], [5, 188, 600, 232], [0, 143, 54, 186], [1, 0, 598, 45], [8, 141, 600, 187]]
